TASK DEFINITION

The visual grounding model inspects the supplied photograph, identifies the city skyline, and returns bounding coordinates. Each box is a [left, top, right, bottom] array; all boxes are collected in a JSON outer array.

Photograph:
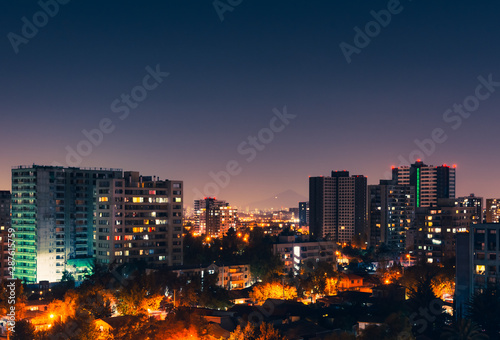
[[2, 1, 500, 207]]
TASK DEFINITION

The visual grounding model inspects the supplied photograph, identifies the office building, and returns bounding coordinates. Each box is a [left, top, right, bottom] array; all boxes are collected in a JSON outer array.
[[368, 180, 414, 251], [485, 199, 500, 223], [0, 191, 11, 280], [456, 223, 500, 316], [95, 171, 183, 267], [194, 197, 237, 237], [392, 161, 456, 208], [12, 165, 122, 283], [309, 171, 367, 243]]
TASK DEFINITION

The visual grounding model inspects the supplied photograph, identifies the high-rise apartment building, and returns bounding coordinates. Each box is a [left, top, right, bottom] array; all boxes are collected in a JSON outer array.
[[392, 161, 456, 208], [485, 199, 500, 223], [309, 171, 367, 243], [368, 180, 414, 251], [456, 223, 500, 316], [194, 197, 237, 238], [457, 194, 483, 224], [12, 165, 122, 283], [0, 191, 11, 280], [409, 199, 474, 264], [94, 171, 183, 267], [298, 201, 309, 227]]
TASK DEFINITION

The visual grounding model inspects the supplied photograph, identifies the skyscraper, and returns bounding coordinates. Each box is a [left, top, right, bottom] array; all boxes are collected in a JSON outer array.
[[12, 165, 122, 283], [309, 171, 367, 243], [368, 180, 414, 251], [94, 171, 183, 267], [392, 160, 456, 208]]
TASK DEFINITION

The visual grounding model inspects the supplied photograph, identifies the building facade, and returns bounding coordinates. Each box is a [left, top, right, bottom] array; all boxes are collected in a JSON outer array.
[[309, 171, 367, 243], [172, 263, 253, 290], [95, 171, 183, 267], [12, 165, 122, 283], [409, 199, 474, 264], [485, 198, 500, 223], [298, 201, 309, 227], [194, 197, 236, 237], [392, 161, 456, 208], [456, 223, 500, 316], [272, 234, 336, 275], [368, 180, 414, 251], [457, 194, 483, 224]]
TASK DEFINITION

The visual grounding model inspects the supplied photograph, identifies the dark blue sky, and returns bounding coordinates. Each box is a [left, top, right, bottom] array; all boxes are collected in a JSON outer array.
[[2, 1, 500, 207]]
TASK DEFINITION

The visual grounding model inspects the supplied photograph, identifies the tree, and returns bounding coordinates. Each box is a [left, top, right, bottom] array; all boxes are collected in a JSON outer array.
[[250, 282, 297, 304], [78, 285, 114, 319], [228, 322, 287, 340], [440, 318, 489, 340], [11, 319, 35, 340], [407, 274, 446, 339], [256, 322, 287, 340], [41, 313, 101, 340], [358, 313, 414, 340], [467, 287, 500, 339], [229, 323, 255, 340], [47, 290, 78, 323], [115, 282, 151, 315]]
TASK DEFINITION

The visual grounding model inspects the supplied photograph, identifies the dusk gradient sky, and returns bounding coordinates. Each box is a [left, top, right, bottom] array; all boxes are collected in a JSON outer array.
[[2, 1, 500, 208]]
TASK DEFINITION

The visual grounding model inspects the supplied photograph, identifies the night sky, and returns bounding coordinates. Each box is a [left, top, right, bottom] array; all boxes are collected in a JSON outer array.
[[2, 1, 500, 208]]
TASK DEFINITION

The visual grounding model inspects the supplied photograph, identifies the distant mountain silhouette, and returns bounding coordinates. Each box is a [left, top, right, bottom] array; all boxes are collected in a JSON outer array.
[[244, 189, 307, 211]]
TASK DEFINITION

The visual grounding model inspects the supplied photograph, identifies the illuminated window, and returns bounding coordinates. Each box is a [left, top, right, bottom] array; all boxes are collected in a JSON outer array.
[[132, 197, 143, 203], [174, 197, 181, 203], [476, 265, 485, 275], [99, 197, 108, 202]]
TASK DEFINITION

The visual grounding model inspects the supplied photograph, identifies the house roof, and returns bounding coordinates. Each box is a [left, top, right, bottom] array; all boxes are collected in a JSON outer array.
[[99, 315, 142, 329]]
